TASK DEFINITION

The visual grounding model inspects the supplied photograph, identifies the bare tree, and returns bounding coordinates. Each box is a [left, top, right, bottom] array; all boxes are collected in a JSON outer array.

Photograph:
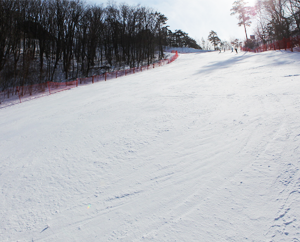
[[253, 0, 300, 44]]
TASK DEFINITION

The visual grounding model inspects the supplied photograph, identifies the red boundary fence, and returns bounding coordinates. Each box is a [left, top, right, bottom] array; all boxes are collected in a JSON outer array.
[[242, 36, 300, 53], [0, 51, 179, 108]]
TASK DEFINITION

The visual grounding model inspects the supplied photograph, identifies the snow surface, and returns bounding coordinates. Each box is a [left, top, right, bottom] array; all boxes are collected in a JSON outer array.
[[164, 47, 209, 53], [1, 50, 300, 242]]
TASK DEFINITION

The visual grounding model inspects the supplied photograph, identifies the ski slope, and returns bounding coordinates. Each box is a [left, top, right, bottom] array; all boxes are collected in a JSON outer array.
[[1, 50, 300, 241]]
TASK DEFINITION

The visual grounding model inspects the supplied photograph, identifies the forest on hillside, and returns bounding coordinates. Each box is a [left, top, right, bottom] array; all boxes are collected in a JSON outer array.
[[254, 0, 300, 42], [0, 0, 201, 91], [231, 0, 300, 49]]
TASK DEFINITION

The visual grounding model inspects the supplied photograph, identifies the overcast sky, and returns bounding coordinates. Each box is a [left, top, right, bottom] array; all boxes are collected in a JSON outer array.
[[86, 0, 257, 44]]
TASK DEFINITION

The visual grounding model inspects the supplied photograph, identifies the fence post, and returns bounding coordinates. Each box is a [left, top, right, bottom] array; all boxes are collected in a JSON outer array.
[[289, 37, 292, 52], [92, 76, 94, 84], [105, 72, 107, 81], [16, 86, 22, 103], [284, 38, 287, 50], [47, 82, 51, 94]]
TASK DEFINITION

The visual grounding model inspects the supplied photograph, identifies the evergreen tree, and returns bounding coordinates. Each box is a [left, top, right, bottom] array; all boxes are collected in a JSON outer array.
[[231, 0, 256, 40], [208, 30, 221, 50]]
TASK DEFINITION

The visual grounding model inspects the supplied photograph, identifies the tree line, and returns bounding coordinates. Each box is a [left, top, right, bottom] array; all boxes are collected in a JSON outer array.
[[231, 0, 300, 49], [0, 0, 201, 91], [254, 0, 300, 44]]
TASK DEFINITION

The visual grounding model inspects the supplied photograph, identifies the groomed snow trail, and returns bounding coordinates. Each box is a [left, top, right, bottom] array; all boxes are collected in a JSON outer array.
[[1, 51, 300, 241]]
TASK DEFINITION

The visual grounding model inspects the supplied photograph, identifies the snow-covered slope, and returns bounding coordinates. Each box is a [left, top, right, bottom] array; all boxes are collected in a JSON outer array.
[[1, 51, 300, 241], [164, 47, 208, 53]]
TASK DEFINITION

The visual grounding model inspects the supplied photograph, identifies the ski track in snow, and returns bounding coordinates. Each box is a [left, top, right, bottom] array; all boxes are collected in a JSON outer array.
[[0, 50, 300, 241]]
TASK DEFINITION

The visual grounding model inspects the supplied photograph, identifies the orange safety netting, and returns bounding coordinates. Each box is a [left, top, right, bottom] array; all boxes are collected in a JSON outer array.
[[0, 51, 179, 108], [242, 36, 300, 53]]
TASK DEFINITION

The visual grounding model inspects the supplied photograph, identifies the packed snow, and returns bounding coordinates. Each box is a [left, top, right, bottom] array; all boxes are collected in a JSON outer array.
[[1, 50, 300, 241], [164, 47, 209, 53]]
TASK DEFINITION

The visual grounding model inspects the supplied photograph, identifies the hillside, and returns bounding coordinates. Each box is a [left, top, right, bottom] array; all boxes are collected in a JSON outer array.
[[1, 50, 300, 241]]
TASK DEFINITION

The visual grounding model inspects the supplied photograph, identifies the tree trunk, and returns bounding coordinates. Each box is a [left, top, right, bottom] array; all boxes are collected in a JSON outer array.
[[243, 23, 248, 40]]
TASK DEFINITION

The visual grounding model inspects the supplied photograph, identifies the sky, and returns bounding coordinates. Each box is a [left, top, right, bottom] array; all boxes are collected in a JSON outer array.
[[86, 0, 258, 45]]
